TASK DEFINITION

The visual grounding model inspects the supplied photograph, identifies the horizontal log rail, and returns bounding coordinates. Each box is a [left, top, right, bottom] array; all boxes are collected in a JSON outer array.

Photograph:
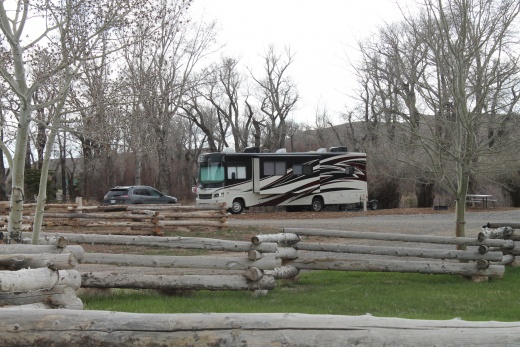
[[0, 253, 77, 271], [81, 272, 275, 291], [295, 242, 504, 262], [81, 253, 279, 270], [288, 257, 505, 278], [0, 245, 84, 261], [1, 310, 520, 346], [284, 228, 517, 249], [0, 268, 81, 293], [21, 232, 278, 253]]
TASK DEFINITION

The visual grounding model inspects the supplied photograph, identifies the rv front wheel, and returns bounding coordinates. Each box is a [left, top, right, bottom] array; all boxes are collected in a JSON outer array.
[[311, 197, 324, 212], [230, 199, 245, 214]]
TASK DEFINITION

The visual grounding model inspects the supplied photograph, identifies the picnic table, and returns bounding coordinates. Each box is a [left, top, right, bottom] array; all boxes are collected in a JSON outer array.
[[466, 194, 495, 208]]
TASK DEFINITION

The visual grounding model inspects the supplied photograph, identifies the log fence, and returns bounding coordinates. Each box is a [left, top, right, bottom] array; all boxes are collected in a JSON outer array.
[[0, 200, 229, 236], [246, 227, 516, 281], [15, 230, 280, 293], [3, 219, 520, 345], [479, 223, 520, 263], [0, 238, 83, 310]]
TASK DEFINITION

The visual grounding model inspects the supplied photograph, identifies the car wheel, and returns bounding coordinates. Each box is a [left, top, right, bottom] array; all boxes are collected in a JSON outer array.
[[311, 197, 324, 212], [230, 199, 245, 214], [369, 200, 379, 210]]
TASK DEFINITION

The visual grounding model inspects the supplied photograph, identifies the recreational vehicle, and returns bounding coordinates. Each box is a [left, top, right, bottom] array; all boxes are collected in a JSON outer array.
[[195, 147, 375, 214]]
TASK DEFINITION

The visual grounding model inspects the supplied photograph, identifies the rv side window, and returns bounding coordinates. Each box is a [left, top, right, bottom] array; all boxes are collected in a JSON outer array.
[[264, 161, 286, 176], [293, 164, 313, 176], [228, 165, 247, 179]]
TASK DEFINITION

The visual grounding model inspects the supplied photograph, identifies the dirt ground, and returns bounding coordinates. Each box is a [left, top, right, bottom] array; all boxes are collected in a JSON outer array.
[[230, 206, 517, 220]]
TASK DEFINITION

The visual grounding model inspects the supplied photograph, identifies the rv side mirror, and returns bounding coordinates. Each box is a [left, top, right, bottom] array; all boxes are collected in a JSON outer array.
[[345, 166, 355, 175]]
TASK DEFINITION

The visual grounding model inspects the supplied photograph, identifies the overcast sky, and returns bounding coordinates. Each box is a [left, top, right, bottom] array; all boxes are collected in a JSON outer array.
[[189, 0, 416, 125]]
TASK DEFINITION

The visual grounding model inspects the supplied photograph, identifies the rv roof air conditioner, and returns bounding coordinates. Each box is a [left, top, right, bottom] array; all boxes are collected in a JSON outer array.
[[330, 146, 348, 152], [243, 146, 260, 153], [317, 148, 327, 153], [222, 147, 236, 153], [275, 148, 287, 153]]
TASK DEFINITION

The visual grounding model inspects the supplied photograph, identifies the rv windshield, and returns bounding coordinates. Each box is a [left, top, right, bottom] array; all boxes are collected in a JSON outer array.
[[199, 161, 225, 184]]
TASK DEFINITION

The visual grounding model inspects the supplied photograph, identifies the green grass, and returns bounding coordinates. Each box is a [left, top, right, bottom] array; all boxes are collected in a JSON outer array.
[[80, 267, 520, 321]]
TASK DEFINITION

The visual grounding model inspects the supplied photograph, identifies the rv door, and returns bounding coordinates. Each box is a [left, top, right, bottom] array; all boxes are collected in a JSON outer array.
[[253, 157, 260, 193]]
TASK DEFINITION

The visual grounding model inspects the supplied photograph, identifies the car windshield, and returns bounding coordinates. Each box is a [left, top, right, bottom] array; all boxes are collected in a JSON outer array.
[[199, 162, 225, 184], [106, 189, 129, 198]]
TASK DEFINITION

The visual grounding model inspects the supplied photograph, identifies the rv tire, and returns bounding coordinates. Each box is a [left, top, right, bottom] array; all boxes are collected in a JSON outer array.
[[311, 197, 324, 212], [230, 199, 245, 214]]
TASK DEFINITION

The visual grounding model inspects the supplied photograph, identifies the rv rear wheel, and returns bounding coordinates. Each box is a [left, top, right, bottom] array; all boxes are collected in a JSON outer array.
[[311, 197, 324, 212], [230, 199, 245, 214]]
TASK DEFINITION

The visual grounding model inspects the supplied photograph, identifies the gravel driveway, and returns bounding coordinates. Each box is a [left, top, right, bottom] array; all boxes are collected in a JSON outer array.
[[228, 209, 520, 238]]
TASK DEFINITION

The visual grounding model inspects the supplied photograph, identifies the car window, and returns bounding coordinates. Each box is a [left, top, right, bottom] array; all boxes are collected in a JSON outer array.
[[107, 189, 129, 198], [149, 189, 162, 197], [133, 189, 149, 196]]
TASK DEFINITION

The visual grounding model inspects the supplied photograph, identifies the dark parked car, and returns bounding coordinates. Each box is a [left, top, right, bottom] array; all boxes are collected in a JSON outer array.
[[103, 186, 177, 205]]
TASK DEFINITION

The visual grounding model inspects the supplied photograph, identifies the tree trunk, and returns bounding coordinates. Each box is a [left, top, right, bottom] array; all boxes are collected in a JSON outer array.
[[9, 108, 32, 243], [415, 180, 435, 208], [455, 174, 470, 249]]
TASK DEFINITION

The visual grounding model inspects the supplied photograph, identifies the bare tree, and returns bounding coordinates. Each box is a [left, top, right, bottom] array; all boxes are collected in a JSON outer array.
[[251, 46, 299, 151], [0, 0, 147, 242], [197, 57, 254, 152], [355, 0, 520, 239]]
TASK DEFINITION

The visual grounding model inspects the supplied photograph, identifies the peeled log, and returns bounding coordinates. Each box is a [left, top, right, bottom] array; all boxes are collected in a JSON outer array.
[[295, 242, 504, 262], [478, 227, 514, 242], [2, 311, 520, 346], [0, 268, 81, 293], [21, 233, 278, 253], [274, 247, 299, 259], [251, 233, 301, 245], [248, 250, 264, 260], [0, 285, 82, 309], [0, 253, 77, 271], [285, 228, 517, 249], [288, 257, 505, 278], [245, 267, 264, 281], [81, 253, 278, 270], [0, 245, 84, 261], [486, 222, 520, 229], [264, 265, 300, 279], [499, 254, 515, 265], [159, 220, 227, 228], [81, 272, 275, 291]]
